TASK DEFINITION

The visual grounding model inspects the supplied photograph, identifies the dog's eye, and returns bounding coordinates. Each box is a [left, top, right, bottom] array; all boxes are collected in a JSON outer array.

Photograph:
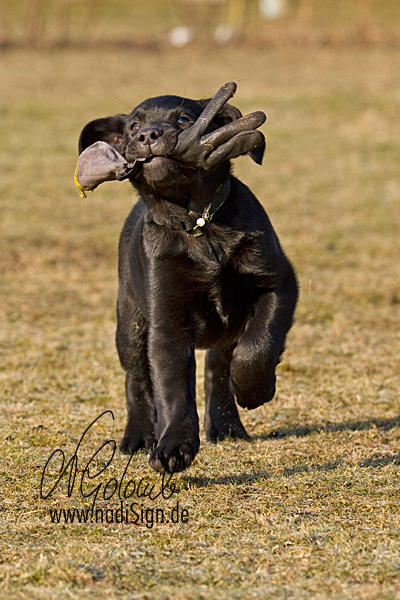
[[177, 116, 191, 125], [130, 122, 140, 131]]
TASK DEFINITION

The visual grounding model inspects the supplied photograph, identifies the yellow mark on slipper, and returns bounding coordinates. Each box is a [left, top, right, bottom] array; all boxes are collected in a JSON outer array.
[[74, 161, 90, 199]]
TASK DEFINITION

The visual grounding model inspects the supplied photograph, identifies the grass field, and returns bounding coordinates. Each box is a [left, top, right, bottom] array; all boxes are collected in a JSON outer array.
[[0, 44, 400, 599]]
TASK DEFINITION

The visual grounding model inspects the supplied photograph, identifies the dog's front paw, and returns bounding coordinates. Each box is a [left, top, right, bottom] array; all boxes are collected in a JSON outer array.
[[149, 438, 199, 474], [231, 374, 276, 410], [119, 433, 156, 454]]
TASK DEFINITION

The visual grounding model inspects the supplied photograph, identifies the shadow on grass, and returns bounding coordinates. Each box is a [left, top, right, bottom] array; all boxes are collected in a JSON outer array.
[[183, 452, 400, 488], [282, 453, 400, 477], [282, 460, 343, 478], [182, 417, 400, 489], [358, 454, 400, 468], [183, 470, 272, 487], [185, 458, 391, 486], [260, 415, 400, 440]]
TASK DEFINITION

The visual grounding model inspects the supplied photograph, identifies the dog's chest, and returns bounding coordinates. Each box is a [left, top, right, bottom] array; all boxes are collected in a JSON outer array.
[[142, 222, 264, 344], [186, 235, 260, 345]]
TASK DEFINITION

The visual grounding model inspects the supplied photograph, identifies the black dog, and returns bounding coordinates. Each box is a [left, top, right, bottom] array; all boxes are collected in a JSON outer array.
[[77, 82, 298, 474]]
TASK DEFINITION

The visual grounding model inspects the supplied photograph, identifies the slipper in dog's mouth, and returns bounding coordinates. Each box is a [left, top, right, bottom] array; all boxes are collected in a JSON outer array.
[[74, 141, 148, 197], [75, 142, 198, 198]]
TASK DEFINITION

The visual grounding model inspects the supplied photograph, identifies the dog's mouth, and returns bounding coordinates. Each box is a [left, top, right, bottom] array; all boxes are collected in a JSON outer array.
[[142, 155, 196, 185], [144, 155, 195, 168], [117, 153, 195, 183]]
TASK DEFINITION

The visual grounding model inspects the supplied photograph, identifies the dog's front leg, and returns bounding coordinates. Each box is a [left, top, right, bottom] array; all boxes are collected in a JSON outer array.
[[148, 326, 199, 474], [230, 267, 298, 410], [146, 261, 200, 474]]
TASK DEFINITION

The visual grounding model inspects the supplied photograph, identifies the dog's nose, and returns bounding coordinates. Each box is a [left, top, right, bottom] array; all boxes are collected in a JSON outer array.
[[137, 127, 163, 145]]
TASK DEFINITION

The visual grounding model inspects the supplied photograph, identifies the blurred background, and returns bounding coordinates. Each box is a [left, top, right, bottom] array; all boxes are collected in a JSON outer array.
[[1, 0, 399, 48]]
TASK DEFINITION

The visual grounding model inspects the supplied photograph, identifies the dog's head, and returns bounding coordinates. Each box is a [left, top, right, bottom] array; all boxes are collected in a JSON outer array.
[[78, 93, 264, 192]]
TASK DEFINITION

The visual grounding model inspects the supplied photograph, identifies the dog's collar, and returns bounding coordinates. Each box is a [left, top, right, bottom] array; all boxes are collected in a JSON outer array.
[[145, 179, 231, 236], [186, 179, 231, 237]]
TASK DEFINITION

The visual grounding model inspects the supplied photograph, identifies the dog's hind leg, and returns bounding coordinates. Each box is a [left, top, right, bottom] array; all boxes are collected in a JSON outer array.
[[204, 347, 250, 442], [116, 293, 156, 454]]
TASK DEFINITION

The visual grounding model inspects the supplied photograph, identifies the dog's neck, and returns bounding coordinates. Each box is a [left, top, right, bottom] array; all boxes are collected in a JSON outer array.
[[133, 169, 232, 234]]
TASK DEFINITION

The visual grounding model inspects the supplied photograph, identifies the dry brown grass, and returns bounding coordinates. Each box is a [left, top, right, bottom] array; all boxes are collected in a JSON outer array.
[[0, 45, 400, 599]]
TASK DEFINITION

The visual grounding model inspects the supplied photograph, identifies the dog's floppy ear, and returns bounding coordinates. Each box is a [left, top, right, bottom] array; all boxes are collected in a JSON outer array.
[[198, 100, 265, 165], [212, 103, 242, 127], [78, 114, 128, 154]]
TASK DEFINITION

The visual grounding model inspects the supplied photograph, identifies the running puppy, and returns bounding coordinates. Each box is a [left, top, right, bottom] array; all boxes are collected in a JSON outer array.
[[76, 82, 298, 474]]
